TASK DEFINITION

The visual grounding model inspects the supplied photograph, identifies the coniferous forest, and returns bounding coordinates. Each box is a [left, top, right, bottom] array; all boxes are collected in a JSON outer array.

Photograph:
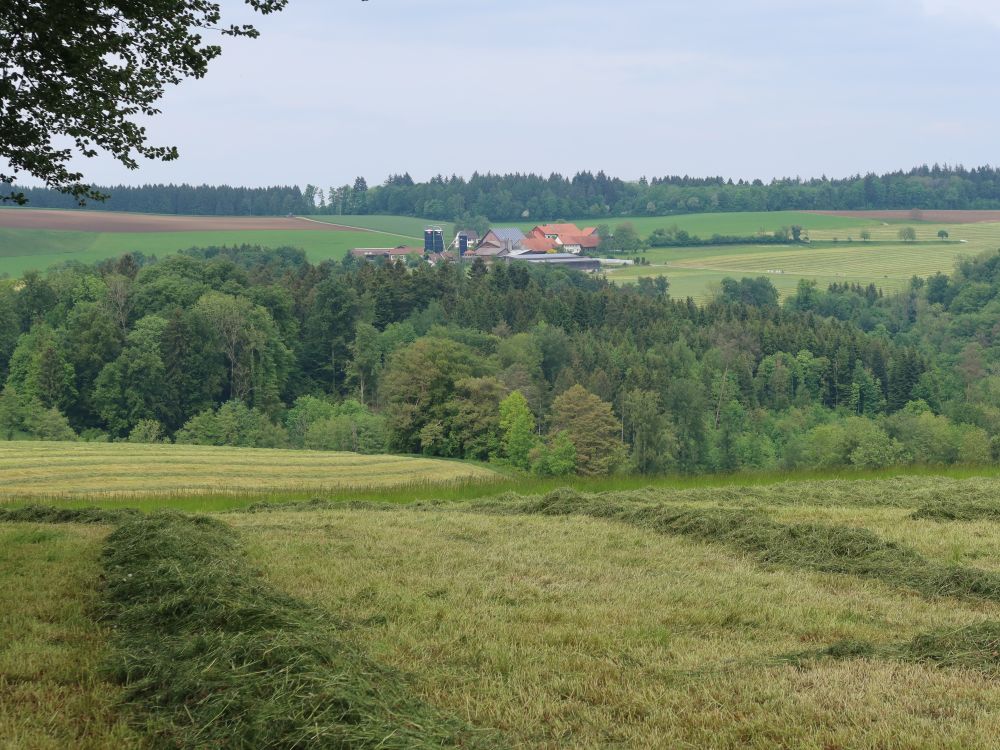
[[2, 244, 998, 476], [7, 163, 1000, 219]]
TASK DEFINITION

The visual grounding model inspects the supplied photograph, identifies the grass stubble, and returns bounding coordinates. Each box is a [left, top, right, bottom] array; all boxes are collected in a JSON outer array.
[[236, 483, 1000, 749], [8, 476, 1000, 747], [0, 521, 140, 749], [98, 512, 494, 749]]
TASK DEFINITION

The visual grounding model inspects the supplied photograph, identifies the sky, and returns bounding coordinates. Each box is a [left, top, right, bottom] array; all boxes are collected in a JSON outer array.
[[50, 0, 1000, 187]]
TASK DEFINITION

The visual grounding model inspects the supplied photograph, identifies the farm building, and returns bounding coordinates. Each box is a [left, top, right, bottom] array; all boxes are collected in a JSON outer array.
[[472, 227, 527, 256], [502, 253, 602, 271], [517, 234, 560, 254], [450, 230, 480, 252], [350, 246, 424, 259], [527, 224, 601, 254]]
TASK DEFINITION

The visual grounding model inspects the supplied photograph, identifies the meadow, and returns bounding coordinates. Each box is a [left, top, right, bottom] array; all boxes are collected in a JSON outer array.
[[603, 218, 1000, 300], [8, 473, 1000, 747], [0, 441, 498, 504]]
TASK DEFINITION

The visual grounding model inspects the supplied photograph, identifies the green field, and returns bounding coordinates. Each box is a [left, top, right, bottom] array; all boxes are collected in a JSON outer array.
[[4, 209, 1000, 303], [0, 214, 435, 277], [305, 214, 454, 238], [0, 227, 380, 276], [602, 219, 1000, 301], [609, 239, 978, 300], [8, 473, 1000, 747], [508, 210, 864, 237]]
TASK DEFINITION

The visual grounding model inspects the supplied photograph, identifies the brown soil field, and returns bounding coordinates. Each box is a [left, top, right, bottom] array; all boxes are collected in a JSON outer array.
[[812, 209, 1000, 224], [0, 209, 358, 233]]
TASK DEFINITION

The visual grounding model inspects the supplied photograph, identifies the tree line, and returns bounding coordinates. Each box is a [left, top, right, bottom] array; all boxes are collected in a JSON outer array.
[[2, 245, 996, 475], [8, 163, 1000, 220]]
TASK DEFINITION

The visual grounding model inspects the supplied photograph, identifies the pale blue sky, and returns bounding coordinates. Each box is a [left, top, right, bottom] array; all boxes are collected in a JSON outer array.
[[64, 0, 1000, 186]]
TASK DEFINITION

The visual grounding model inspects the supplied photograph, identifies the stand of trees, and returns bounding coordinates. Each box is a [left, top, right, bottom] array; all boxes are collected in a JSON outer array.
[[8, 163, 1000, 219], [1, 245, 996, 475]]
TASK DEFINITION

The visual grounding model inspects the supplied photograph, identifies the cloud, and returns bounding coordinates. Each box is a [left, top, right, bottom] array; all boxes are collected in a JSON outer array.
[[921, 0, 1000, 28]]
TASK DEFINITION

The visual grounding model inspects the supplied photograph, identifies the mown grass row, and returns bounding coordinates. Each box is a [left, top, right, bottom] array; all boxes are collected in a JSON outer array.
[[784, 621, 1000, 677], [98, 513, 495, 749], [466, 488, 1000, 604], [912, 499, 1000, 522]]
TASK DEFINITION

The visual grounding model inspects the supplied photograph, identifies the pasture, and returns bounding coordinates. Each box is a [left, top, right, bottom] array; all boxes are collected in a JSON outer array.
[[0, 441, 498, 504], [604, 215, 1000, 301]]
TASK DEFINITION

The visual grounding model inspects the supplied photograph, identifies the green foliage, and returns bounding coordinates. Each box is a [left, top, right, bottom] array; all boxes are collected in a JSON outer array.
[[381, 337, 488, 454], [2, 0, 287, 202], [127, 419, 165, 444], [100, 513, 490, 748], [549, 385, 625, 476], [7, 323, 77, 412], [0, 386, 76, 441], [498, 391, 537, 470], [175, 401, 288, 448], [530, 430, 577, 476]]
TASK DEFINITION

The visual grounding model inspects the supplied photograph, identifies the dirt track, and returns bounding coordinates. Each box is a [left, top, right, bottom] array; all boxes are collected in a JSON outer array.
[[812, 210, 1000, 224], [0, 209, 358, 233]]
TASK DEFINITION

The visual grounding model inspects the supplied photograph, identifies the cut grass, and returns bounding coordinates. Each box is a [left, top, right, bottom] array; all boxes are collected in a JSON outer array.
[[237, 505, 1000, 749], [0, 441, 498, 502], [912, 500, 1000, 522], [468, 488, 1000, 604], [101, 512, 494, 748], [5, 442, 998, 512], [0, 522, 140, 749]]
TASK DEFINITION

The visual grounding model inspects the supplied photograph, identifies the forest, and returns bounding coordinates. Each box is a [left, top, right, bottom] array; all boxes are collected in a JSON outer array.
[[6, 163, 1000, 220], [2, 243, 998, 476]]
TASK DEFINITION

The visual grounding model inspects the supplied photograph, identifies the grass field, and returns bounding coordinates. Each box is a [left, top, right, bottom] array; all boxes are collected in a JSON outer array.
[[0, 441, 498, 503], [305, 214, 453, 238], [0, 212, 435, 276], [5, 208, 1000, 304], [7, 470, 1000, 746], [234, 477, 1000, 749], [604, 220, 1000, 301], [508, 210, 864, 238], [0, 522, 139, 748]]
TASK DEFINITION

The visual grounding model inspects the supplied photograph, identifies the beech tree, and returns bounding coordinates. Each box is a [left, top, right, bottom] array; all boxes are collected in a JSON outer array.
[[1, 0, 287, 203]]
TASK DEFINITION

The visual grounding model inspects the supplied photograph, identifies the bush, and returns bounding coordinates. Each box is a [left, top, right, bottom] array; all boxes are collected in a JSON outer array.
[[128, 419, 166, 444], [175, 401, 288, 448], [304, 412, 387, 454], [530, 430, 577, 476]]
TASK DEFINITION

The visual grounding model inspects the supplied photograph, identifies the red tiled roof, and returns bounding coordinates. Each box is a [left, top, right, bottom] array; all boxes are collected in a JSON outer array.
[[520, 235, 559, 253], [535, 223, 585, 237], [561, 234, 601, 249]]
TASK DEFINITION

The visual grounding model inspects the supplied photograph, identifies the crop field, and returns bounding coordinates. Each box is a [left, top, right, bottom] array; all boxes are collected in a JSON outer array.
[[604, 214, 1000, 301], [507, 210, 864, 238], [6, 474, 1000, 746], [5, 207, 1000, 302], [0, 441, 498, 502], [305, 214, 453, 238], [0, 210, 434, 276]]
